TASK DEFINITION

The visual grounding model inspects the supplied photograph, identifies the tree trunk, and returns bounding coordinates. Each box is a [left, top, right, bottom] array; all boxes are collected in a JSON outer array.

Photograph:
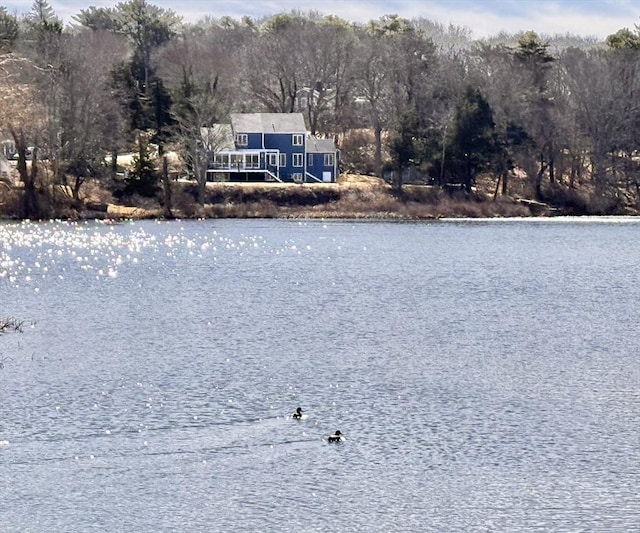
[[392, 168, 403, 191], [72, 175, 83, 202], [374, 122, 383, 178], [493, 172, 501, 200], [307, 106, 319, 137], [197, 177, 206, 206], [161, 153, 173, 218], [465, 154, 472, 192], [593, 155, 609, 195], [110, 149, 118, 180], [23, 152, 40, 219], [439, 131, 447, 186], [10, 127, 41, 219], [535, 152, 546, 200], [502, 169, 509, 196], [569, 154, 579, 188], [196, 157, 207, 206]]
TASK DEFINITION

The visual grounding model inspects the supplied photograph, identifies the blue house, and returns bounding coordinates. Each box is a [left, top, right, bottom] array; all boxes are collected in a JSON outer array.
[[206, 113, 339, 183]]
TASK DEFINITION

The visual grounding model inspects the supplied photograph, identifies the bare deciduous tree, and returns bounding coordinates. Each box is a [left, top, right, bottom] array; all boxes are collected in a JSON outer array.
[[53, 30, 128, 199], [157, 27, 233, 205]]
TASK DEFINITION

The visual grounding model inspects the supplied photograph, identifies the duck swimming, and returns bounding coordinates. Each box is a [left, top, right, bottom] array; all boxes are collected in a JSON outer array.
[[327, 430, 344, 443], [292, 407, 303, 419]]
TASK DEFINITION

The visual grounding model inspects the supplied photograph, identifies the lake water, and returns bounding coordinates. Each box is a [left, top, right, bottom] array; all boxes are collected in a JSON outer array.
[[1, 218, 639, 532]]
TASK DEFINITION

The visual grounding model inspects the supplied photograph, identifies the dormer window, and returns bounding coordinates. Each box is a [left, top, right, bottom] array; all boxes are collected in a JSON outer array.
[[292, 134, 303, 146], [235, 133, 248, 146]]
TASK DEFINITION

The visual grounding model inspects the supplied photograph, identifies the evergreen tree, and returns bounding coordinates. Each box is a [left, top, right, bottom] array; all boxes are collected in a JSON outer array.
[[114, 0, 181, 95], [125, 135, 159, 197], [149, 77, 174, 215], [445, 87, 496, 192], [22, 0, 62, 56], [512, 31, 557, 198], [606, 28, 640, 51], [0, 7, 18, 52], [72, 6, 120, 32], [389, 109, 421, 190]]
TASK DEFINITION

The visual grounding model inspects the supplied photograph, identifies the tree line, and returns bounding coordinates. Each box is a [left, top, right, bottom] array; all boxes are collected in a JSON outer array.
[[2, 0, 640, 217]]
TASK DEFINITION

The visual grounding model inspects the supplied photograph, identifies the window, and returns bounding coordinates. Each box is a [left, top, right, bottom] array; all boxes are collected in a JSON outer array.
[[324, 153, 335, 167], [214, 154, 229, 168], [293, 153, 303, 167], [235, 133, 248, 146], [292, 134, 304, 146], [292, 173, 304, 183], [307, 154, 313, 166], [267, 153, 278, 166], [246, 153, 259, 168], [279, 154, 286, 167]]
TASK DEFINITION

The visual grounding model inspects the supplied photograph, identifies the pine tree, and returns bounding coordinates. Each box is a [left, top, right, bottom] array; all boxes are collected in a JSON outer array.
[[0, 8, 19, 52], [125, 135, 159, 197], [446, 87, 496, 191]]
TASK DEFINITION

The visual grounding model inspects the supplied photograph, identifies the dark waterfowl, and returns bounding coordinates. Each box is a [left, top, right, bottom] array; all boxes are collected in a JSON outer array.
[[292, 407, 303, 419], [327, 430, 344, 443]]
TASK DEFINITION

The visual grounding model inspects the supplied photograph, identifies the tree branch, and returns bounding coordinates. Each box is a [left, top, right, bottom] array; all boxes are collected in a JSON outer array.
[[0, 317, 24, 334]]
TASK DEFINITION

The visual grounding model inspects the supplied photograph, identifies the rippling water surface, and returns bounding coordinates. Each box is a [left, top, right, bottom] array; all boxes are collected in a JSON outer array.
[[1, 218, 638, 532]]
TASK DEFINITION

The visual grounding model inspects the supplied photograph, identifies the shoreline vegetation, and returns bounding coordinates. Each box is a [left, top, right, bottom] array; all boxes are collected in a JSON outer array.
[[3, 5, 640, 221], [3, 171, 635, 223]]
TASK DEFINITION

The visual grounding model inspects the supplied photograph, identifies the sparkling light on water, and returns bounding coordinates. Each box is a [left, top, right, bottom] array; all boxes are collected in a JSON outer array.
[[0, 220, 312, 290], [1, 218, 638, 532]]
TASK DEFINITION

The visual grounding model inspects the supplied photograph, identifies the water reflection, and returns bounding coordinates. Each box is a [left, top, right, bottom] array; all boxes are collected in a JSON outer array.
[[1, 219, 638, 532]]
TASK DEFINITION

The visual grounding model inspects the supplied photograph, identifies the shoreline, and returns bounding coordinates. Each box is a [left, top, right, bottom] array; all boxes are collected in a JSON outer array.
[[2, 176, 639, 222]]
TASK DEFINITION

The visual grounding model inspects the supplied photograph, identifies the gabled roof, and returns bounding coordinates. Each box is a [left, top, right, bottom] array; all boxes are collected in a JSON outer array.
[[230, 113, 307, 134], [306, 137, 337, 153]]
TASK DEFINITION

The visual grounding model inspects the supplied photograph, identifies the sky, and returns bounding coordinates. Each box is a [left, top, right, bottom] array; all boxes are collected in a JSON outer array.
[[2, 0, 640, 39]]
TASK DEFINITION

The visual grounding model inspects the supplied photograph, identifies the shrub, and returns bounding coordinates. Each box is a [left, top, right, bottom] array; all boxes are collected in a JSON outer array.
[[0, 186, 22, 218]]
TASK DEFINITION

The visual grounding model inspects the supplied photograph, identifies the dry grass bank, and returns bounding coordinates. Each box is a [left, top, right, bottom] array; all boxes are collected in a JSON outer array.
[[194, 174, 533, 219], [0, 172, 566, 221]]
